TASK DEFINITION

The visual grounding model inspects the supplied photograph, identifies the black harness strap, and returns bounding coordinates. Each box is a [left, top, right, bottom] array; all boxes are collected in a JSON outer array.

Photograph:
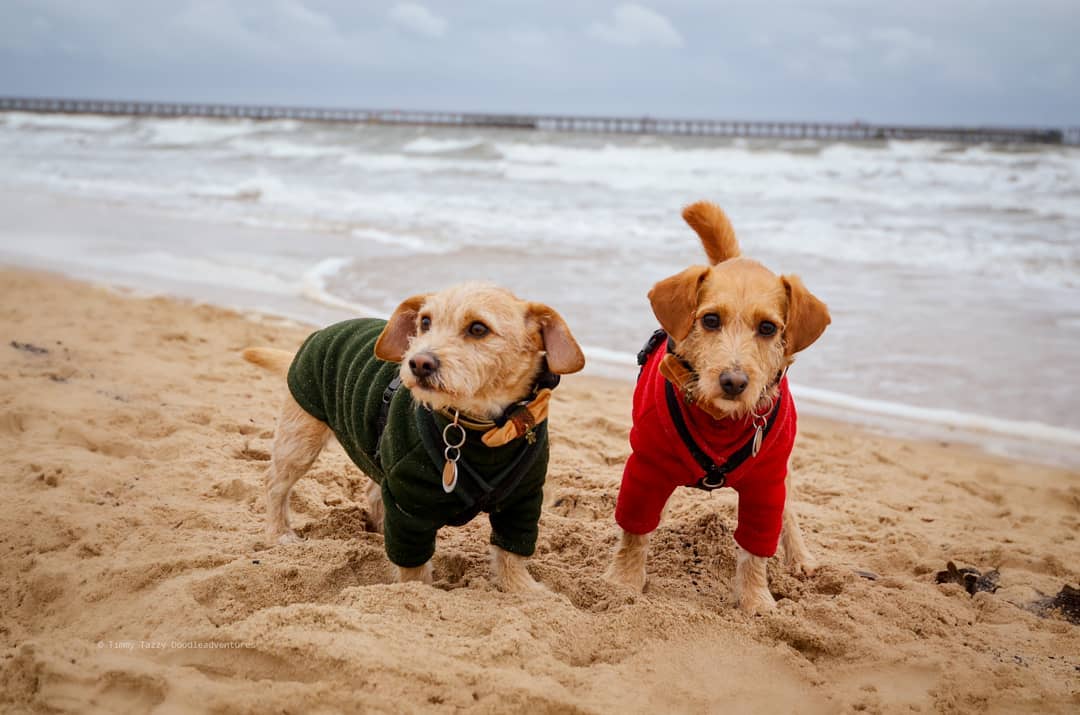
[[373, 375, 402, 461], [637, 329, 784, 492], [637, 328, 669, 375], [416, 409, 547, 523], [665, 380, 782, 490]]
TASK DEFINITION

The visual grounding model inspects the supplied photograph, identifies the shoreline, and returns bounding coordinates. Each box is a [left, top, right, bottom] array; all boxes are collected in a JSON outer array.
[[2, 267, 1077, 712], [9, 262, 1049, 471]]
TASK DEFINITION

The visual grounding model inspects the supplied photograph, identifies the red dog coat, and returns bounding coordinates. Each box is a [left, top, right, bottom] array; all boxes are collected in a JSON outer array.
[[615, 341, 797, 557]]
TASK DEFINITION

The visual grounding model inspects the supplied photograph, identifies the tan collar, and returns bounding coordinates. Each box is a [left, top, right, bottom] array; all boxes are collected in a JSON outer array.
[[438, 388, 553, 448]]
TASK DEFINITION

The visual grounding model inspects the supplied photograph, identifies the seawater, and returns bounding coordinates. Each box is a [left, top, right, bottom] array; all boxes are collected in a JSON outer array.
[[1, 111, 1078, 461]]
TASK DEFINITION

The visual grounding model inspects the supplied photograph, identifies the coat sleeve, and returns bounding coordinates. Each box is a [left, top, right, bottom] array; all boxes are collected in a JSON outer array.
[[731, 465, 787, 557], [488, 483, 543, 557], [615, 405, 681, 535], [380, 481, 440, 568]]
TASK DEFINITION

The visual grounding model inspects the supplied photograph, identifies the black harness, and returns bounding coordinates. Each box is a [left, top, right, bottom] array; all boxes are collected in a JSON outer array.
[[374, 363, 558, 518], [637, 329, 783, 491]]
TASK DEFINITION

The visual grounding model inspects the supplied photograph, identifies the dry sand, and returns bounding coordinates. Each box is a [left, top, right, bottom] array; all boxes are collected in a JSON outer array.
[[1, 268, 1078, 714]]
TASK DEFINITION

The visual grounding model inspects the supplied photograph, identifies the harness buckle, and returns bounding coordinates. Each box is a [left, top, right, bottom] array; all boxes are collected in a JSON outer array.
[[698, 469, 728, 490], [637, 329, 668, 367]]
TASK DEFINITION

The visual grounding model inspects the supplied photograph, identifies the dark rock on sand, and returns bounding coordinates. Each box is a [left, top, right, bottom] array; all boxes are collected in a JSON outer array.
[[935, 561, 1000, 595]]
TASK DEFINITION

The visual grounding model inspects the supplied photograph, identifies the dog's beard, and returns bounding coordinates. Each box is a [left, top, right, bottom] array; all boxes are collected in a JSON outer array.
[[694, 373, 775, 420], [700, 389, 753, 419]]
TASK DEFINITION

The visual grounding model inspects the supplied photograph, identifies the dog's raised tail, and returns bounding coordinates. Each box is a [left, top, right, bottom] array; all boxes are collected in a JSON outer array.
[[682, 201, 741, 265], [242, 347, 294, 376]]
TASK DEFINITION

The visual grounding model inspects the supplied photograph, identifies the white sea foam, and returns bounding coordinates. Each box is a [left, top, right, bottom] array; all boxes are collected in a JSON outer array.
[[1, 111, 131, 132], [143, 117, 261, 146], [300, 257, 384, 317], [581, 345, 640, 368], [791, 385, 1080, 449], [229, 137, 341, 159], [402, 137, 488, 154]]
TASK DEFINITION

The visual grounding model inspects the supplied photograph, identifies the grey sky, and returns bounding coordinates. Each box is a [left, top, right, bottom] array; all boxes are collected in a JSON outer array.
[[2, 1, 1078, 125]]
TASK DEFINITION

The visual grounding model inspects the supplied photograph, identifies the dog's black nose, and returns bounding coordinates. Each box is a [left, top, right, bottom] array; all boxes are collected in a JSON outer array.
[[719, 370, 749, 397], [408, 352, 439, 379]]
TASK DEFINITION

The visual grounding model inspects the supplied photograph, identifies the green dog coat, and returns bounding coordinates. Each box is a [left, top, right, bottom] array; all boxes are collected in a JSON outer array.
[[287, 318, 549, 568]]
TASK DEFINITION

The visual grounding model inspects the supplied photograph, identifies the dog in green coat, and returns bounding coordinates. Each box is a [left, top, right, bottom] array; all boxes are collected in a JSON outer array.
[[243, 283, 585, 592]]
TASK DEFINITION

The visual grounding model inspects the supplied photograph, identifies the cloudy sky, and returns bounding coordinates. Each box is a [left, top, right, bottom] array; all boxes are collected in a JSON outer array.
[[2, 0, 1078, 125]]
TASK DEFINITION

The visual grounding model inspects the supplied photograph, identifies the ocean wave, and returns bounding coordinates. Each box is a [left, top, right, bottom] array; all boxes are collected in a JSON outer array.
[[228, 136, 342, 159], [1, 111, 131, 132], [402, 136, 504, 160], [139, 117, 264, 147], [300, 258, 385, 316], [348, 227, 451, 253]]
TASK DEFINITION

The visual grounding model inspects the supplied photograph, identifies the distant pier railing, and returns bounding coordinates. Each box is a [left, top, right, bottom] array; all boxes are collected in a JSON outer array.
[[1, 96, 1075, 145]]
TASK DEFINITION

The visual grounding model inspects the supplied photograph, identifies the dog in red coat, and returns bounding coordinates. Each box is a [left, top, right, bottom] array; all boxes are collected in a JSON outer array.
[[605, 201, 831, 614]]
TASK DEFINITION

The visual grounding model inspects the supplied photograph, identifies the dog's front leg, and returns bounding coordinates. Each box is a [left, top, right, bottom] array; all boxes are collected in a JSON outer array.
[[780, 476, 818, 576], [365, 479, 384, 534], [604, 530, 650, 592], [490, 547, 544, 593], [734, 546, 776, 614], [396, 561, 433, 584]]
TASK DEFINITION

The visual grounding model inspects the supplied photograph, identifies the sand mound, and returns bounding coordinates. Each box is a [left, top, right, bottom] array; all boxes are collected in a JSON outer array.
[[1, 269, 1077, 713]]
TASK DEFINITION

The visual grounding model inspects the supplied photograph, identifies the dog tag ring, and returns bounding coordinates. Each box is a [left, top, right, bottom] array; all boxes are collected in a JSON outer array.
[[750, 409, 768, 457], [441, 413, 466, 493]]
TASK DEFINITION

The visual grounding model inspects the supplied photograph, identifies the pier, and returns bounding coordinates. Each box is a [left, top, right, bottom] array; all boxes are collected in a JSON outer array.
[[1, 96, 1075, 145]]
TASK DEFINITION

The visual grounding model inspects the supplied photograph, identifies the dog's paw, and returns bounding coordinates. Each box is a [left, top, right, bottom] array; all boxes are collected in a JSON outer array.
[[396, 562, 434, 584], [499, 571, 547, 595], [736, 586, 777, 615], [603, 562, 647, 593], [784, 551, 819, 578], [603, 532, 649, 593], [490, 548, 546, 594], [273, 530, 304, 545]]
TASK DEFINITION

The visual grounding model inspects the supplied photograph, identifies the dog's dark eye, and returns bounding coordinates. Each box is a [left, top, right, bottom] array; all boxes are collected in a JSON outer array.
[[419, 316, 431, 332], [758, 321, 777, 337], [467, 321, 489, 338], [701, 313, 721, 331]]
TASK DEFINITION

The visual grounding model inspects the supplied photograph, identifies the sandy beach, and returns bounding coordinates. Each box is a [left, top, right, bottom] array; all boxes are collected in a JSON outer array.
[[1, 267, 1078, 714]]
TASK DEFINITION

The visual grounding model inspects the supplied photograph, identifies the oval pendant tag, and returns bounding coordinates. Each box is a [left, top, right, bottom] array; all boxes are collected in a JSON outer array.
[[751, 426, 764, 457], [442, 460, 458, 493]]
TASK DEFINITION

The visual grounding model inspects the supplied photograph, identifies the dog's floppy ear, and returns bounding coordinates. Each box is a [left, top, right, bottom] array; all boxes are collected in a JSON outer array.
[[682, 201, 741, 265], [375, 294, 430, 362], [527, 303, 585, 374], [781, 275, 830, 356], [648, 265, 710, 342]]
